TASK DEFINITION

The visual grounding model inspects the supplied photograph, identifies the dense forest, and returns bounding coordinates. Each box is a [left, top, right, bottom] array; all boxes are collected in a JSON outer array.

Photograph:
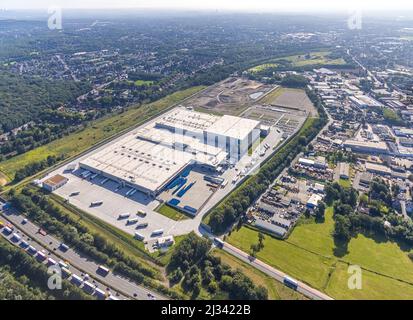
[[0, 72, 90, 133]]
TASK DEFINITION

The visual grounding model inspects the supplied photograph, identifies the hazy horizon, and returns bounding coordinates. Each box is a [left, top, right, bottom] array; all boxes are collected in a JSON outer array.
[[2, 0, 413, 14]]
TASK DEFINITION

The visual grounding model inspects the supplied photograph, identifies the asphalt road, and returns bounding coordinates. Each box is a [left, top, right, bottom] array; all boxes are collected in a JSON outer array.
[[221, 241, 333, 300], [0, 200, 165, 301]]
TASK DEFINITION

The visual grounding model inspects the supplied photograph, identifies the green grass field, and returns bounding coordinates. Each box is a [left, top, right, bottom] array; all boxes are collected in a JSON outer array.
[[0, 86, 205, 183], [325, 262, 413, 300], [134, 80, 154, 86], [338, 178, 352, 188], [212, 249, 306, 300], [248, 63, 278, 73], [227, 207, 413, 299], [156, 203, 191, 221], [277, 51, 346, 67]]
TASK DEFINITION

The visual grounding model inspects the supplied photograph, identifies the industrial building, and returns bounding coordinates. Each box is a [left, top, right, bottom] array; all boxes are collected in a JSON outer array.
[[79, 107, 261, 197], [42, 174, 68, 192], [343, 140, 389, 155], [306, 194, 323, 209], [349, 95, 383, 109], [365, 162, 392, 176]]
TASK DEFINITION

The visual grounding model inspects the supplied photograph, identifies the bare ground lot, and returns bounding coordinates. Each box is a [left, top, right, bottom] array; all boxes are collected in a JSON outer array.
[[182, 77, 275, 116], [261, 88, 317, 117]]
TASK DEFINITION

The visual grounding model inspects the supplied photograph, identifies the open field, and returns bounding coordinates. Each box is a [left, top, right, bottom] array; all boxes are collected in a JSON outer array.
[[212, 249, 306, 300], [227, 207, 413, 299], [0, 86, 205, 183], [248, 63, 278, 73], [134, 80, 154, 86], [227, 225, 334, 289], [325, 261, 413, 300], [277, 51, 346, 67], [156, 203, 191, 221]]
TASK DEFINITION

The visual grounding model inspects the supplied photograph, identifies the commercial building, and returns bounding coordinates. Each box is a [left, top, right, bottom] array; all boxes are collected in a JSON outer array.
[[399, 138, 413, 147], [79, 108, 260, 197], [254, 218, 287, 238], [42, 174, 68, 192], [393, 127, 413, 138], [204, 114, 261, 160]]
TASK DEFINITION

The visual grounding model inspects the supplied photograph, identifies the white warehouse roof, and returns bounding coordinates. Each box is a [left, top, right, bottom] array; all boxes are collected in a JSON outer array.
[[206, 115, 260, 141], [79, 107, 260, 194]]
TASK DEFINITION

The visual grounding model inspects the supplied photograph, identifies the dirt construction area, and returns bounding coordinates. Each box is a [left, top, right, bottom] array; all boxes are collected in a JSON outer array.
[[181, 77, 276, 116]]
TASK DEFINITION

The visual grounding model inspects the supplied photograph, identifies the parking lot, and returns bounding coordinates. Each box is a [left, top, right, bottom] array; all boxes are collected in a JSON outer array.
[[51, 170, 197, 239], [242, 105, 307, 136], [158, 167, 217, 214]]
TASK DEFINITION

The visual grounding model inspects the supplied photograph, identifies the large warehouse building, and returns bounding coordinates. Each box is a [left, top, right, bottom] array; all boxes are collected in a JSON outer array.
[[79, 108, 260, 197]]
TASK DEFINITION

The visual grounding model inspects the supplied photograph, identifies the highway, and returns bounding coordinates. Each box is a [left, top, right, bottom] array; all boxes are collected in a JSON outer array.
[[0, 199, 165, 300], [0, 214, 126, 300]]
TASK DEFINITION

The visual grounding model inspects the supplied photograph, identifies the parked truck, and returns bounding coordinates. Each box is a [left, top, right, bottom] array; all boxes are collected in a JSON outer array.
[[118, 213, 131, 220], [283, 276, 299, 290], [126, 218, 138, 225]]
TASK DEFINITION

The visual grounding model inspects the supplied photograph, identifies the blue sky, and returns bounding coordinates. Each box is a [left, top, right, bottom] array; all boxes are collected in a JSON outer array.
[[2, 0, 413, 12]]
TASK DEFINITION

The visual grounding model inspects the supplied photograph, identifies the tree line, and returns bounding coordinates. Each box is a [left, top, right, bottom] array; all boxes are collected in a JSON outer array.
[[326, 180, 413, 253], [167, 232, 268, 300], [13, 155, 64, 182]]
